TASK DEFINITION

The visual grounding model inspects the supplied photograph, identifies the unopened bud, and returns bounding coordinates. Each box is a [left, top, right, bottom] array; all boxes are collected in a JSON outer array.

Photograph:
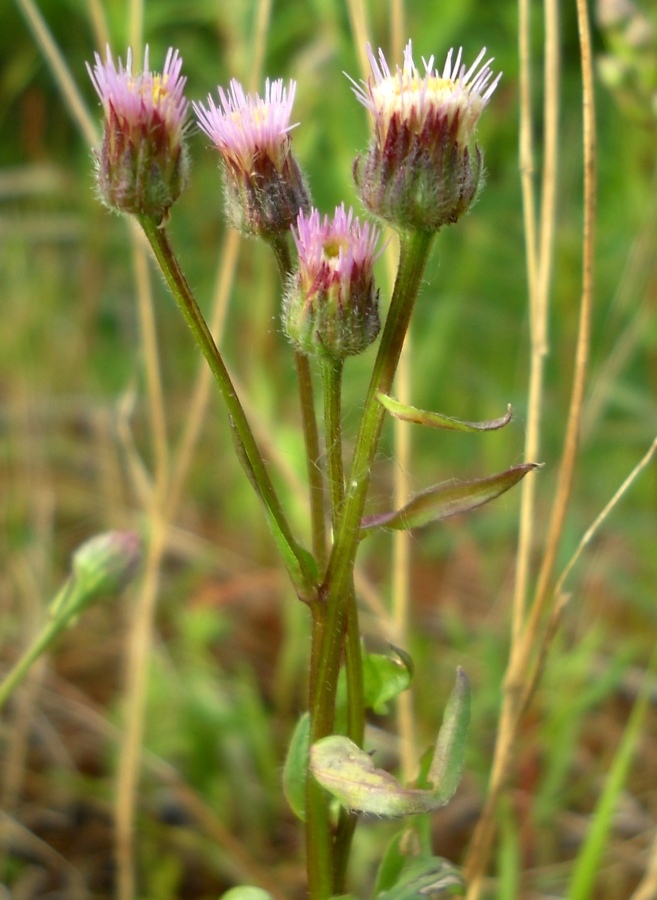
[[194, 79, 311, 238], [72, 530, 142, 600], [87, 46, 189, 221], [284, 205, 381, 360], [349, 42, 501, 233]]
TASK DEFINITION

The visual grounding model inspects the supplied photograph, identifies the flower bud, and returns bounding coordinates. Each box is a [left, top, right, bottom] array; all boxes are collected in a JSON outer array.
[[349, 42, 501, 233], [72, 531, 142, 600], [87, 46, 189, 221], [193, 79, 311, 238], [284, 204, 381, 360]]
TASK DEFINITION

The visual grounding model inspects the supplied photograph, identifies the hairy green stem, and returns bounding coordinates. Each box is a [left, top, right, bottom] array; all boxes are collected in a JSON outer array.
[[296, 353, 328, 569], [137, 216, 315, 599], [311, 229, 434, 741], [320, 356, 365, 745], [320, 356, 365, 890]]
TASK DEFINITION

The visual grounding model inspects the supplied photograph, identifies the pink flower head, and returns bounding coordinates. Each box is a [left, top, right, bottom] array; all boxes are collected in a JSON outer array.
[[87, 46, 189, 219], [349, 41, 501, 232], [351, 41, 501, 151], [284, 204, 382, 359], [193, 79, 310, 237], [194, 79, 297, 174]]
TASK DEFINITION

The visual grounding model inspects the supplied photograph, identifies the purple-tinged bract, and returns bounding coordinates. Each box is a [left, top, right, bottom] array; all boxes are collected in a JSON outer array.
[[284, 204, 382, 359], [193, 79, 311, 237], [348, 41, 501, 232]]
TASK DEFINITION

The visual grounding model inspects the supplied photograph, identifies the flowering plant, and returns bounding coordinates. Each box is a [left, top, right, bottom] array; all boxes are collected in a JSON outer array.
[[87, 40, 535, 900]]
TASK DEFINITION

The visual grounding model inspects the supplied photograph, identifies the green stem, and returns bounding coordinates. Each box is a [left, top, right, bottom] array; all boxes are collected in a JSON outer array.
[[321, 356, 365, 744], [333, 593, 363, 894], [267, 232, 327, 571], [311, 229, 434, 742], [0, 579, 80, 711], [266, 232, 329, 700], [137, 216, 315, 600], [0, 618, 61, 711], [321, 357, 345, 526], [296, 353, 328, 570], [266, 236, 335, 899]]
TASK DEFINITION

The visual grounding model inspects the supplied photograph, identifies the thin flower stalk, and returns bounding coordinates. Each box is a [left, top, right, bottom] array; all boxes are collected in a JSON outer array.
[[268, 232, 327, 572], [136, 215, 316, 601]]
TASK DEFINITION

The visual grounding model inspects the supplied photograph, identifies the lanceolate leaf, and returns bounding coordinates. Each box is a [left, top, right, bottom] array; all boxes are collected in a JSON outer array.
[[377, 392, 513, 432], [428, 667, 471, 804], [361, 463, 539, 532]]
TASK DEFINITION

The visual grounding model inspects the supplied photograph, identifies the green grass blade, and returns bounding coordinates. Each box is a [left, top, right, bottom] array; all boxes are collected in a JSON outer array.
[[566, 650, 657, 900]]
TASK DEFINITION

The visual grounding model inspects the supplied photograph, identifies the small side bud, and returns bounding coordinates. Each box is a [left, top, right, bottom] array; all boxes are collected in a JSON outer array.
[[348, 41, 501, 233], [193, 79, 311, 238], [49, 531, 141, 624], [72, 530, 142, 600], [283, 204, 381, 360]]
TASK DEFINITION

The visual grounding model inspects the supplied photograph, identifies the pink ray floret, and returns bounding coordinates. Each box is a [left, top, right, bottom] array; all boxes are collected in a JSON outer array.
[[348, 40, 501, 146], [293, 204, 382, 296], [193, 79, 298, 172], [87, 45, 188, 141]]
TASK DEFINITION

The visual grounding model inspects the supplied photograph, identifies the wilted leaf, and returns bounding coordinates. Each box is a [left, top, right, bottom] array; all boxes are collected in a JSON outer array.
[[310, 668, 471, 817], [361, 463, 539, 532], [378, 392, 512, 432], [311, 735, 440, 816]]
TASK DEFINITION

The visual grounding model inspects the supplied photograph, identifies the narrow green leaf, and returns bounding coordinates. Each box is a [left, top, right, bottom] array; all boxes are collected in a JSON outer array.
[[362, 649, 413, 714], [566, 649, 656, 900], [427, 667, 471, 805], [283, 712, 310, 822], [378, 392, 512, 432], [373, 831, 411, 895], [361, 463, 539, 532], [375, 857, 465, 898]]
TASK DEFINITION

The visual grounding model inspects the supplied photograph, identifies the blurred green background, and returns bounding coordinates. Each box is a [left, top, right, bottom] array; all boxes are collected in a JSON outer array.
[[1, 1, 656, 898]]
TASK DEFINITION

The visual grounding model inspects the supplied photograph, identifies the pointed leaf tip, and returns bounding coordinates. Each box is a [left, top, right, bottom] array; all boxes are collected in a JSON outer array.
[[427, 667, 471, 804], [377, 393, 513, 432], [361, 463, 540, 532]]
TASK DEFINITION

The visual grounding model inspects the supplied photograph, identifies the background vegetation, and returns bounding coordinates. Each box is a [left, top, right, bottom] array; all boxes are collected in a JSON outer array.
[[1, 0, 656, 898]]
